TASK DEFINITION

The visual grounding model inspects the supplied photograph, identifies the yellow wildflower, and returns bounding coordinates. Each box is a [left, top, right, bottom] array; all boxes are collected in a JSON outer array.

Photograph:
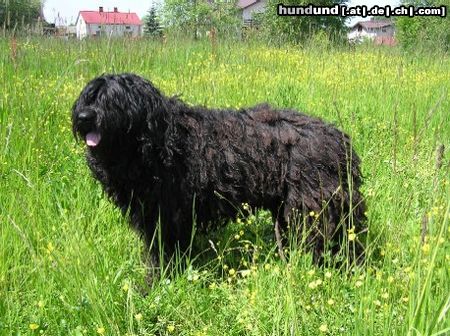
[[46, 242, 54, 254], [308, 281, 317, 289], [29, 323, 39, 330], [347, 227, 356, 241], [319, 324, 328, 332], [308, 279, 322, 289], [376, 271, 383, 281]]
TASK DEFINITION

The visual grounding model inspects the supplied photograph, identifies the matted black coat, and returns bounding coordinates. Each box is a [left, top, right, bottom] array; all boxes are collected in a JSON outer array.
[[72, 73, 366, 261]]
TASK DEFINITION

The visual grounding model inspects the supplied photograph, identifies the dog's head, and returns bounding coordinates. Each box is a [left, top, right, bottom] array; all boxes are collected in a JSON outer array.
[[72, 73, 165, 150]]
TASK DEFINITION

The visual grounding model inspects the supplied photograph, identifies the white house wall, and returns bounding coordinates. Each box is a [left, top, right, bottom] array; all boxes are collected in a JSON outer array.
[[89, 24, 141, 37], [348, 25, 394, 41], [76, 17, 87, 39]]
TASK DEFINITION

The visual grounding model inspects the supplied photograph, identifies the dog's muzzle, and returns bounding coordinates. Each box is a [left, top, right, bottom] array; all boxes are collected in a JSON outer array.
[[74, 110, 102, 147]]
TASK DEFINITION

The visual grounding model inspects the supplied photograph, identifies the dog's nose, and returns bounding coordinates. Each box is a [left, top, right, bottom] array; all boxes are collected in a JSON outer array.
[[77, 111, 95, 122]]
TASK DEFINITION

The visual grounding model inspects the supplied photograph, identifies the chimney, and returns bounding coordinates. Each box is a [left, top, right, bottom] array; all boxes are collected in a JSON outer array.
[[99, 6, 103, 12], [114, 7, 118, 12]]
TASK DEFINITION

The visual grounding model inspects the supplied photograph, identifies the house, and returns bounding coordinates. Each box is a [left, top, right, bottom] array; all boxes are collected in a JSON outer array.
[[75, 7, 142, 39], [374, 35, 397, 46], [238, 0, 267, 24], [348, 20, 395, 44]]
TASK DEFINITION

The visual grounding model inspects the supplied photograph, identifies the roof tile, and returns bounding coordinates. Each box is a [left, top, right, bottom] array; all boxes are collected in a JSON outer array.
[[79, 10, 141, 25]]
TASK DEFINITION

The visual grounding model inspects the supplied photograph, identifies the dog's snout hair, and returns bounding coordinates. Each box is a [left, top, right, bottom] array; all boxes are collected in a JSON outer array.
[[77, 110, 96, 123]]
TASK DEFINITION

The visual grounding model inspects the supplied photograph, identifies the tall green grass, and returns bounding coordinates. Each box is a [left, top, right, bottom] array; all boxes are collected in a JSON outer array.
[[0, 37, 448, 335]]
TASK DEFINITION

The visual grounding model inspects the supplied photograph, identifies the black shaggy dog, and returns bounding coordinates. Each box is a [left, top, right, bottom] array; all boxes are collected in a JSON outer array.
[[72, 73, 366, 263]]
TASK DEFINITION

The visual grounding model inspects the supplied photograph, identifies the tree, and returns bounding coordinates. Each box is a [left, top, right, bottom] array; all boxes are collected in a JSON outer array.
[[396, 0, 449, 51], [259, 0, 349, 44], [143, 6, 162, 37], [161, 0, 240, 38], [0, 0, 42, 29]]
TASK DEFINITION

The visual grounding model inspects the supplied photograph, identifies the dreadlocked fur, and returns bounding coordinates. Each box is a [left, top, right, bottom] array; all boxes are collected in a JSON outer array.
[[72, 73, 366, 263]]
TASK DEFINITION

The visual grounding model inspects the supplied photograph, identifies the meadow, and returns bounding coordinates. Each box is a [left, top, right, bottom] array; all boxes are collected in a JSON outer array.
[[0, 36, 449, 335]]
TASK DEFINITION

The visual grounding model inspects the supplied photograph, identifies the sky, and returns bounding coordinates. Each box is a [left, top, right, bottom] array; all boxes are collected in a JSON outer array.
[[43, 0, 400, 26]]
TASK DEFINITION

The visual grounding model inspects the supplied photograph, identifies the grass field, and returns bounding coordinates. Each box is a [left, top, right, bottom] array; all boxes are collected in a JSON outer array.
[[0, 37, 449, 335]]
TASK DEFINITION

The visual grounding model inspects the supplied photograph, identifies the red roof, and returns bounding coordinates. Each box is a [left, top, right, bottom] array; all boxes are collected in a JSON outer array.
[[352, 20, 393, 29], [238, 0, 260, 9], [78, 10, 141, 25]]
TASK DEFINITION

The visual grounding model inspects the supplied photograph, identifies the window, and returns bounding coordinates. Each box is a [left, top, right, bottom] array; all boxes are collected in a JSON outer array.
[[382, 28, 387, 32], [125, 26, 131, 29]]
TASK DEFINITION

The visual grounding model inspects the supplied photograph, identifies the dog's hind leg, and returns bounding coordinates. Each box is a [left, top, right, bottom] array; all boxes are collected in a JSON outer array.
[[274, 219, 286, 262]]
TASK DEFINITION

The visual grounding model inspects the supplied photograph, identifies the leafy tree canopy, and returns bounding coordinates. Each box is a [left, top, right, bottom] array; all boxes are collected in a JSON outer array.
[[259, 0, 349, 43], [396, 0, 449, 51], [0, 0, 42, 28], [161, 0, 240, 37]]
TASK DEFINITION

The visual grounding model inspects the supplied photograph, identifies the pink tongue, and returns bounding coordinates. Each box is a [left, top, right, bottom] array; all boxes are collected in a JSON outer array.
[[86, 132, 101, 147]]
